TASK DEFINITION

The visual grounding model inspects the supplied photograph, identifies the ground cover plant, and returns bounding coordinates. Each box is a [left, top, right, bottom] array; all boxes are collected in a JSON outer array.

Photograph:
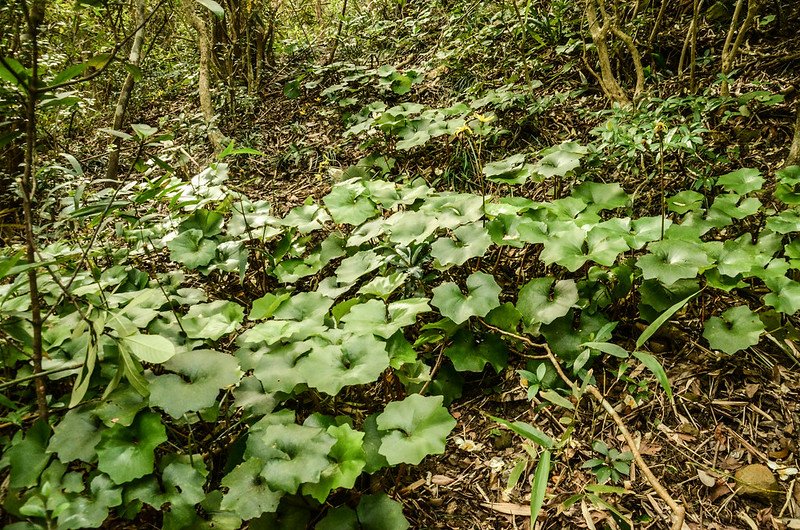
[[2, 0, 800, 529]]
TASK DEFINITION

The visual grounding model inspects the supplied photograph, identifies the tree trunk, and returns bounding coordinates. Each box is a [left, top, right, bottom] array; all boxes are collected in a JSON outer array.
[[788, 106, 800, 167], [106, 0, 146, 180], [182, 1, 224, 151]]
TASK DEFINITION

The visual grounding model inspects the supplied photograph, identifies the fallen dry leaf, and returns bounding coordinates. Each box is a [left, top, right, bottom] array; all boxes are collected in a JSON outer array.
[[482, 502, 531, 516]]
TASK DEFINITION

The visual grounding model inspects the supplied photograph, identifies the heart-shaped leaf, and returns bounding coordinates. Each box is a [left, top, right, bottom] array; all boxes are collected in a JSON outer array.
[[431, 272, 501, 324], [376, 394, 456, 465], [302, 423, 366, 502], [48, 408, 102, 463], [147, 349, 242, 418], [245, 422, 336, 493], [444, 330, 508, 372], [298, 334, 390, 395], [703, 306, 764, 354], [716, 168, 763, 195], [181, 300, 244, 340], [323, 179, 379, 225], [637, 240, 711, 285], [96, 412, 167, 484], [167, 229, 217, 268], [517, 277, 578, 326], [220, 458, 282, 520], [430, 224, 493, 269]]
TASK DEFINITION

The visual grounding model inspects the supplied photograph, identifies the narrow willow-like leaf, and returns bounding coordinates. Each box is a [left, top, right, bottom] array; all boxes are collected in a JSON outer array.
[[635, 291, 698, 349], [488, 415, 554, 449], [632, 350, 672, 402], [531, 450, 551, 520]]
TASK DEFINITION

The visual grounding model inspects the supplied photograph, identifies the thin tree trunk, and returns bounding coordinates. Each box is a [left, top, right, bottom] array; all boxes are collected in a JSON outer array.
[[788, 106, 800, 167], [585, 0, 630, 105], [326, 0, 348, 65], [182, 1, 224, 150], [19, 0, 49, 422], [106, 0, 146, 180]]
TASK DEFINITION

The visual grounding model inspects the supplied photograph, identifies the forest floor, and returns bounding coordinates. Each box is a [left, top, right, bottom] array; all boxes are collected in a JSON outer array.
[[165, 25, 800, 529], [24, 5, 800, 529]]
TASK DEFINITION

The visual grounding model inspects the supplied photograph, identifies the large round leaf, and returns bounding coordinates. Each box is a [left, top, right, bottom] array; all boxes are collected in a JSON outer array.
[[181, 300, 244, 340], [703, 306, 764, 354], [323, 179, 379, 225], [302, 423, 366, 502], [148, 349, 242, 418], [220, 458, 283, 520], [376, 394, 456, 465], [96, 412, 167, 484], [430, 224, 493, 269], [245, 423, 336, 494], [444, 330, 508, 373], [298, 334, 390, 395], [637, 240, 711, 285], [517, 277, 578, 326], [167, 229, 217, 268], [431, 272, 501, 325]]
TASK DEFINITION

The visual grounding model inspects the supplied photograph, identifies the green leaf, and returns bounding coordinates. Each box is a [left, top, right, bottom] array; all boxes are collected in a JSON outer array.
[[632, 350, 672, 402], [245, 341, 313, 393], [195, 0, 225, 17], [131, 123, 158, 139], [376, 394, 456, 465], [517, 277, 578, 326], [419, 193, 484, 229], [764, 276, 800, 314], [323, 179, 379, 225], [386, 210, 438, 246], [250, 292, 291, 320], [335, 250, 387, 284], [148, 349, 242, 418], [302, 423, 366, 502], [96, 412, 167, 484], [8, 420, 51, 488], [280, 203, 331, 233], [55, 474, 122, 529], [430, 224, 493, 269], [181, 300, 244, 340], [431, 272, 501, 325], [270, 292, 331, 323], [716, 168, 763, 195], [703, 306, 764, 354], [581, 341, 628, 358], [482, 154, 532, 185], [530, 450, 551, 520], [532, 142, 587, 178], [636, 240, 711, 285], [539, 389, 574, 410], [298, 334, 390, 395], [245, 422, 336, 493], [120, 333, 176, 364], [667, 190, 705, 214], [571, 182, 629, 212], [48, 408, 101, 463], [540, 223, 588, 272], [488, 415, 554, 449], [636, 291, 698, 349], [775, 166, 800, 204], [167, 229, 217, 268], [444, 330, 508, 372], [356, 493, 410, 530], [220, 458, 282, 520], [317, 507, 359, 530]]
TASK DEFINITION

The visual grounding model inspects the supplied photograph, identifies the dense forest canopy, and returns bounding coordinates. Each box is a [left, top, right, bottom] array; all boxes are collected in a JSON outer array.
[[1, 0, 800, 528]]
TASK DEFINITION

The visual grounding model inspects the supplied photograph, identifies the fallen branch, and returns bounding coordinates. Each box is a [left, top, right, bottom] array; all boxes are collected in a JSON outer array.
[[480, 322, 687, 530]]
